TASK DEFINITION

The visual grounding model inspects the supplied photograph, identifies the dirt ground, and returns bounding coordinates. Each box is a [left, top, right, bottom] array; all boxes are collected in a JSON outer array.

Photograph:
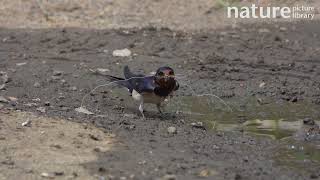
[[0, 0, 320, 180]]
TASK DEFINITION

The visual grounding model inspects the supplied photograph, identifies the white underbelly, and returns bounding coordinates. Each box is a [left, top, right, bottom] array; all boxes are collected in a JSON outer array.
[[132, 89, 165, 104]]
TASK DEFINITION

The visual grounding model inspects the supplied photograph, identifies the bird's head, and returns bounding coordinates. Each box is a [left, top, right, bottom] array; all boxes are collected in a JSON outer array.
[[154, 66, 176, 88]]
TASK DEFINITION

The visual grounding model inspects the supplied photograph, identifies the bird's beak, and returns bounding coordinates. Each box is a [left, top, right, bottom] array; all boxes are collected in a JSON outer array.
[[164, 75, 170, 82]]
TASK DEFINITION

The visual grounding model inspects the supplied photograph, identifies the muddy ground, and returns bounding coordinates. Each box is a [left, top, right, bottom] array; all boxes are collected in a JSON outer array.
[[0, 19, 319, 180]]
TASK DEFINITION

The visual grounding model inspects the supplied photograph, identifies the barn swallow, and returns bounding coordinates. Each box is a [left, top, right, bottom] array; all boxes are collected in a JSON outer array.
[[105, 66, 179, 118]]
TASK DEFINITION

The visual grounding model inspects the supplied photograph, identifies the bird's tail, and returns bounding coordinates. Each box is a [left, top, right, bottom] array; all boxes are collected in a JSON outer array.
[[105, 75, 130, 87], [123, 65, 135, 79]]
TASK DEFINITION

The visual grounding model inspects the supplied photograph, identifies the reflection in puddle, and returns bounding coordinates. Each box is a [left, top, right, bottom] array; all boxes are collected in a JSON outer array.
[[167, 96, 320, 140], [108, 90, 320, 168], [274, 140, 320, 169], [166, 95, 320, 169]]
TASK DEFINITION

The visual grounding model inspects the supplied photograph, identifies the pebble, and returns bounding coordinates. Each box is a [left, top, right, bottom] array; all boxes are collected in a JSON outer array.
[[8, 96, 17, 102], [36, 107, 46, 113], [97, 68, 110, 73], [191, 122, 205, 129], [258, 28, 270, 33], [24, 103, 38, 107], [259, 82, 266, 88], [54, 171, 64, 176], [75, 107, 94, 115], [167, 126, 177, 134], [41, 172, 54, 178], [44, 101, 50, 106], [160, 174, 177, 180], [1, 73, 9, 83], [51, 76, 62, 80], [0, 84, 5, 90], [53, 70, 63, 76], [112, 48, 132, 57], [16, 62, 27, 66], [199, 169, 210, 177], [32, 98, 41, 102], [279, 27, 287, 32], [69, 86, 77, 91], [21, 120, 32, 127], [34, 82, 41, 88], [0, 96, 9, 103]]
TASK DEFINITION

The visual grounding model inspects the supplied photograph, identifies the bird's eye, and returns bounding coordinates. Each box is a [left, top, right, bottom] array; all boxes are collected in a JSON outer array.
[[158, 71, 164, 76]]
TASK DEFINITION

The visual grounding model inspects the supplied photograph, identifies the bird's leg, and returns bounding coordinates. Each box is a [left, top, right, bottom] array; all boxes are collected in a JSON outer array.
[[139, 101, 145, 119]]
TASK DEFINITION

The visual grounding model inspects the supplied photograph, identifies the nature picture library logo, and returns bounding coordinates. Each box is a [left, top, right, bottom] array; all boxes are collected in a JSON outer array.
[[227, 4, 316, 20]]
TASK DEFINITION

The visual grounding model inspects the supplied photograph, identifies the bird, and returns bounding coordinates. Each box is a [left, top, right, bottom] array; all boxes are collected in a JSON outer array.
[[105, 65, 179, 118]]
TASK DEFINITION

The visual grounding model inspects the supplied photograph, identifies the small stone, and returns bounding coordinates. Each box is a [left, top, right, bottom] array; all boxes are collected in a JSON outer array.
[[34, 82, 41, 88], [89, 134, 100, 141], [21, 120, 31, 127], [199, 169, 210, 177], [60, 79, 66, 84], [50, 144, 62, 149], [24, 103, 38, 107], [0, 84, 5, 90], [16, 62, 27, 66], [0, 96, 9, 103], [51, 76, 61, 80], [58, 96, 65, 99], [191, 122, 206, 130], [258, 28, 270, 33], [167, 126, 177, 134], [36, 107, 46, 113], [161, 174, 177, 180], [75, 107, 94, 115], [41, 172, 54, 178], [0, 103, 3, 109], [53, 70, 63, 76], [97, 68, 110, 73], [280, 27, 287, 32], [54, 171, 64, 176], [69, 86, 77, 91], [259, 82, 266, 88], [8, 96, 17, 102], [44, 101, 50, 106], [1, 73, 9, 83], [32, 98, 41, 102], [112, 48, 131, 57]]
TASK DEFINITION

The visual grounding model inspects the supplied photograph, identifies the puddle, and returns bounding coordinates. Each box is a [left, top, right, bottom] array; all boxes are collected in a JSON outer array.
[[107, 89, 320, 140], [274, 140, 320, 169], [107, 90, 320, 169], [167, 96, 320, 140]]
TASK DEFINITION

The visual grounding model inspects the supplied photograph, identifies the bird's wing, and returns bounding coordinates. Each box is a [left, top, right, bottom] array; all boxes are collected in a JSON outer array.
[[101, 66, 155, 94], [122, 66, 155, 93], [127, 76, 155, 94]]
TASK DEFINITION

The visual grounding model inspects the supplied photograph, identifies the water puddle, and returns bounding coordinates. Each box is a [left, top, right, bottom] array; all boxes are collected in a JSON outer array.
[[167, 96, 320, 140], [108, 90, 320, 168], [167, 95, 320, 169], [274, 140, 320, 169]]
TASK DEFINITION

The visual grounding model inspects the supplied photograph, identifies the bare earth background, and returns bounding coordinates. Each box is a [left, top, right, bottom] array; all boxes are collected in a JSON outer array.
[[0, 0, 320, 180], [0, 0, 319, 30]]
